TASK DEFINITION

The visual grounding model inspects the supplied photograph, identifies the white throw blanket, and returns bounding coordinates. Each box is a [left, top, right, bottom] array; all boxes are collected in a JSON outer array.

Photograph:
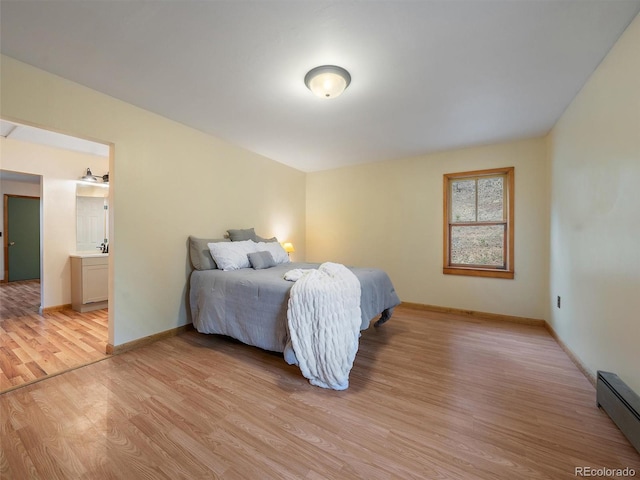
[[285, 262, 362, 390]]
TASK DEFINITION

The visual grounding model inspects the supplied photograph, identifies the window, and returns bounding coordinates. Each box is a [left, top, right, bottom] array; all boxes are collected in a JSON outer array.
[[443, 167, 514, 278]]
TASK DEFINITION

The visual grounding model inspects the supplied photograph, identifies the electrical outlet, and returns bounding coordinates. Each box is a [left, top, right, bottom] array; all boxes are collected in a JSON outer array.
[[557, 296, 561, 308]]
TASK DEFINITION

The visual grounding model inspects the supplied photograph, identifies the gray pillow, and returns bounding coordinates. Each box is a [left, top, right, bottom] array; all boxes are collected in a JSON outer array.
[[248, 251, 276, 270], [189, 236, 229, 270], [227, 228, 256, 241], [256, 235, 278, 243]]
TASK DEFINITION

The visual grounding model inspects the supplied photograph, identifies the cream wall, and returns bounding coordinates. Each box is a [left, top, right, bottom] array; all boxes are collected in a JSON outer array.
[[1, 55, 306, 347], [1, 178, 41, 198], [548, 14, 640, 392], [0, 177, 41, 282], [307, 137, 550, 320]]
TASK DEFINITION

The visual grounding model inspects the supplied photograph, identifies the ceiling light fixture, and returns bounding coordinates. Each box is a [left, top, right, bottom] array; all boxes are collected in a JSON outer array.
[[304, 65, 351, 99]]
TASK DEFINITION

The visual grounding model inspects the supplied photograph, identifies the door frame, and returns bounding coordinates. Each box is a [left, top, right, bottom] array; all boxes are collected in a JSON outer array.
[[3, 194, 41, 283], [1, 116, 114, 347]]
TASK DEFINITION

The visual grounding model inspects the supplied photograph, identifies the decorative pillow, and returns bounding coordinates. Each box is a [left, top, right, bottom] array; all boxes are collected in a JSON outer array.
[[256, 235, 278, 243], [208, 240, 257, 271], [227, 228, 256, 241], [254, 241, 289, 265], [248, 251, 276, 270], [189, 236, 229, 270]]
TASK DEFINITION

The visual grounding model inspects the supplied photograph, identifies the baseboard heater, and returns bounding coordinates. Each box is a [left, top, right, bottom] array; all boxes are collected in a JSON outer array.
[[597, 371, 640, 453]]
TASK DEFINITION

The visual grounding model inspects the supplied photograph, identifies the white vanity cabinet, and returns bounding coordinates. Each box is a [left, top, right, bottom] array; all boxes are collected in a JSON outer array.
[[70, 254, 108, 312]]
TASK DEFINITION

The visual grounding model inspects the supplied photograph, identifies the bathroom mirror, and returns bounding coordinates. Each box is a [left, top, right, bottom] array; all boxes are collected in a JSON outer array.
[[76, 183, 109, 252]]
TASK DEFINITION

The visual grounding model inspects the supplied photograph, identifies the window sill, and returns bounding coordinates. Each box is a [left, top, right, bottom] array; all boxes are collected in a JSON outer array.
[[443, 267, 514, 279]]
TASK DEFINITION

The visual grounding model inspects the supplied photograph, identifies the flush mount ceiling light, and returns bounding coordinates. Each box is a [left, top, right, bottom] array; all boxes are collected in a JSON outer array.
[[304, 65, 351, 99]]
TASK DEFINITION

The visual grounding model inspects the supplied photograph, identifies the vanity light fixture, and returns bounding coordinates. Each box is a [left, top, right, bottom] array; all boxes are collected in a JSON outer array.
[[304, 65, 351, 99], [80, 168, 109, 185], [81, 167, 97, 182]]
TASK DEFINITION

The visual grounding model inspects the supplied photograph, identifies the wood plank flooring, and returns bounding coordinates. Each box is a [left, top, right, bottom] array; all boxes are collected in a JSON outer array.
[[0, 279, 41, 319], [0, 280, 109, 392], [1, 305, 638, 479]]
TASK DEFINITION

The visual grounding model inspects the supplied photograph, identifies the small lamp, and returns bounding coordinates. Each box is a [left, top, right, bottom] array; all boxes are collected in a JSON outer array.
[[283, 242, 295, 256]]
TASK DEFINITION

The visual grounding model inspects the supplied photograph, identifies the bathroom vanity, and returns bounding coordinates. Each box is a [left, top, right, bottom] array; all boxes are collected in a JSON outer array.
[[70, 253, 108, 312]]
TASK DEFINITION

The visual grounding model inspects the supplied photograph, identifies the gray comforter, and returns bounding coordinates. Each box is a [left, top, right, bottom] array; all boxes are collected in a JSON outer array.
[[189, 262, 400, 353]]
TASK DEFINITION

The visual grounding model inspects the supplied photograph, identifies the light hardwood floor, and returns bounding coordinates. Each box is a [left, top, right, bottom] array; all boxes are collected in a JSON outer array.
[[0, 280, 109, 392], [1, 305, 638, 479], [0, 279, 41, 319]]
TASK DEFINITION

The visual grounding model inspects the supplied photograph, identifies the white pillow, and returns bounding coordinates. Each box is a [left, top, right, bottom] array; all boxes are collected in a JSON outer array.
[[208, 240, 257, 271], [255, 241, 290, 265]]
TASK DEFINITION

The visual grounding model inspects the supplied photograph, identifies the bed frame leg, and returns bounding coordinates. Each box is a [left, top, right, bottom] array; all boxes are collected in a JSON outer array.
[[374, 308, 393, 327]]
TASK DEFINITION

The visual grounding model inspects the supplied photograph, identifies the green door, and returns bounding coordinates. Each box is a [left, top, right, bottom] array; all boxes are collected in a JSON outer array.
[[7, 196, 41, 281]]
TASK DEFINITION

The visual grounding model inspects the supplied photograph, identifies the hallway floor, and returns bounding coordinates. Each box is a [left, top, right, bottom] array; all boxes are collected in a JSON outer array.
[[0, 280, 109, 393]]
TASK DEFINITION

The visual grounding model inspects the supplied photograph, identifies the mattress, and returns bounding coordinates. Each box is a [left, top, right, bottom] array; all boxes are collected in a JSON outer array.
[[189, 262, 400, 353]]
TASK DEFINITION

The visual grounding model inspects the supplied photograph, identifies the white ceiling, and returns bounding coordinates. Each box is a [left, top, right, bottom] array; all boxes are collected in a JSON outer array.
[[1, 1, 639, 172], [0, 170, 40, 185], [0, 119, 109, 157]]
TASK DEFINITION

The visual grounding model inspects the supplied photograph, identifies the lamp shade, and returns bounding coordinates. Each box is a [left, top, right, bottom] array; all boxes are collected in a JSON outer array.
[[304, 65, 351, 99], [282, 242, 295, 253], [81, 168, 97, 182]]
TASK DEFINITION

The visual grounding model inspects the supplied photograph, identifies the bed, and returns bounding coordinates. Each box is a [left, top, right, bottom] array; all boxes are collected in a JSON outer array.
[[188, 234, 401, 356]]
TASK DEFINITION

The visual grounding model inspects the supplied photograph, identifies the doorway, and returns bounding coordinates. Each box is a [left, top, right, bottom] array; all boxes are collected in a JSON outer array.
[[0, 120, 111, 392], [5, 195, 41, 282]]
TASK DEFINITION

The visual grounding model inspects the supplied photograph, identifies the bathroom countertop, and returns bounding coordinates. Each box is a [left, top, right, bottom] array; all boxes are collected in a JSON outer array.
[[70, 252, 109, 258]]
